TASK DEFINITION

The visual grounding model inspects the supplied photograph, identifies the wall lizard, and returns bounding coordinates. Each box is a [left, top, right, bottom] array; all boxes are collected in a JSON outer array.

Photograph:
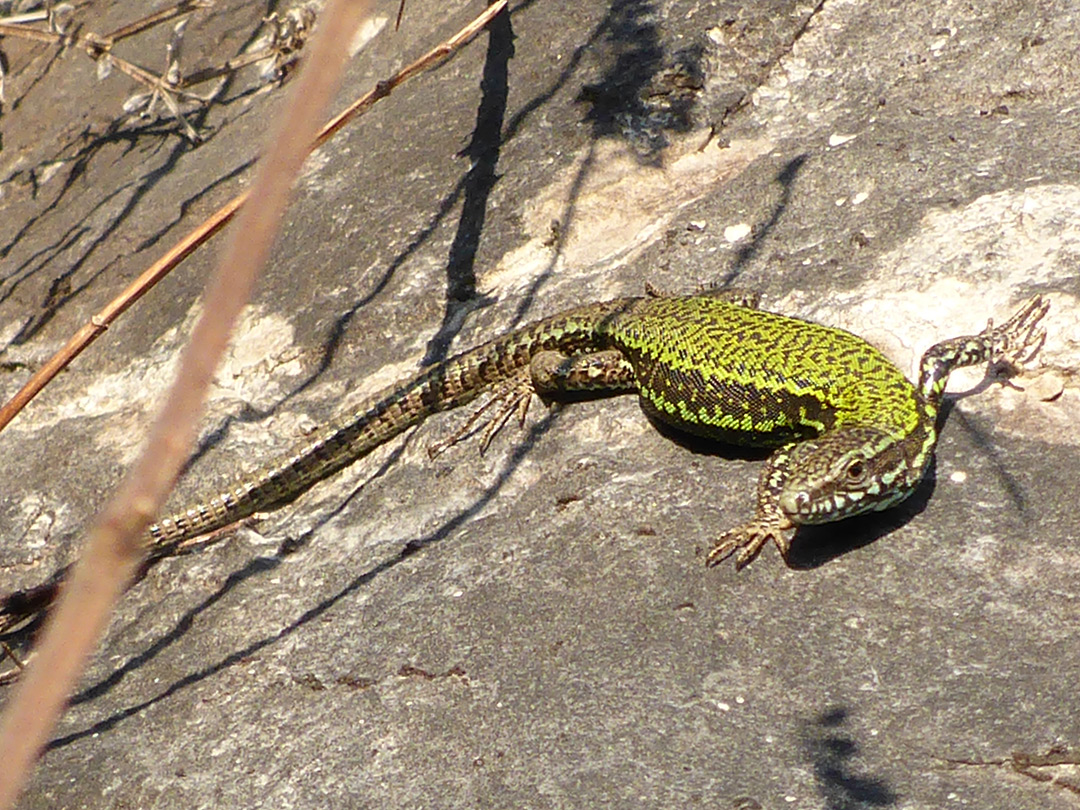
[[0, 290, 1049, 632], [144, 290, 1047, 569]]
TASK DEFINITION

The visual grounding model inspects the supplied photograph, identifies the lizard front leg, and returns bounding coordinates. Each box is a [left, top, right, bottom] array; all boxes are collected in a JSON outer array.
[[707, 444, 798, 569], [536, 350, 803, 570]]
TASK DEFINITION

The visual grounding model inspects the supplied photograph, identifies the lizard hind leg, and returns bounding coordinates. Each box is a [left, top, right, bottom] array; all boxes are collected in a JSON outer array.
[[427, 367, 535, 458], [426, 348, 638, 459], [529, 349, 637, 394]]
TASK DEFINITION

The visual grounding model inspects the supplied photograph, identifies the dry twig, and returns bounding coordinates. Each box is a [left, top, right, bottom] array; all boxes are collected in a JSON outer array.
[[0, 0, 508, 437], [0, 1, 324, 138], [0, 1, 373, 805]]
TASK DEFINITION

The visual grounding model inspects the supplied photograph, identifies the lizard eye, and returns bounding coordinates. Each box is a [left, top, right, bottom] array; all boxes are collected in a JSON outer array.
[[845, 459, 867, 484]]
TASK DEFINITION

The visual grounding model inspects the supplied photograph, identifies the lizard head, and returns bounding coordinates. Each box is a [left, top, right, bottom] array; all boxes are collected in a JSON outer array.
[[776, 426, 914, 525]]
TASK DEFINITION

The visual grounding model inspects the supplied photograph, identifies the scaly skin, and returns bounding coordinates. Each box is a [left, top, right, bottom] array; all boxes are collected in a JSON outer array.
[[147, 298, 633, 548], [146, 292, 1048, 570]]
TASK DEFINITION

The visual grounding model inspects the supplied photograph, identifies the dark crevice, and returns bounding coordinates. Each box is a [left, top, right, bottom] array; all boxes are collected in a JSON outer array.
[[420, 3, 514, 366]]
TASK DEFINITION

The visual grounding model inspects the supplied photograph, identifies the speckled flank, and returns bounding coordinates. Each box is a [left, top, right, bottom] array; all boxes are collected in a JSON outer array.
[[600, 296, 920, 445]]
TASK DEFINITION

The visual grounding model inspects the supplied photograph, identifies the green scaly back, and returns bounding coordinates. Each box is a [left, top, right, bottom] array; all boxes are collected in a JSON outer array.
[[599, 296, 921, 445]]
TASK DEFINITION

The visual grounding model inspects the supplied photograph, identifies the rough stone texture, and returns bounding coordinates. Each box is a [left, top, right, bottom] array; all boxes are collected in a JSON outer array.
[[0, 1, 1078, 808]]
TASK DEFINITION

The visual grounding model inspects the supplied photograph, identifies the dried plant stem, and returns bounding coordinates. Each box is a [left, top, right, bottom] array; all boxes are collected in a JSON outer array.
[[315, 0, 507, 149], [0, 22, 57, 45], [102, 0, 210, 44], [0, 198, 242, 432], [0, 1, 373, 806], [0, 0, 509, 436]]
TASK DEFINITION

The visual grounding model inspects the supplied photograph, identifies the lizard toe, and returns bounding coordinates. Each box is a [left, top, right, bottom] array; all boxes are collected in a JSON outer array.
[[707, 525, 769, 569], [707, 520, 793, 569]]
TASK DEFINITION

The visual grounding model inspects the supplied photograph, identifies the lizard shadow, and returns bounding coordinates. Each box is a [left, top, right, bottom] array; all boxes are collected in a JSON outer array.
[[785, 482, 933, 571], [643, 412, 938, 569]]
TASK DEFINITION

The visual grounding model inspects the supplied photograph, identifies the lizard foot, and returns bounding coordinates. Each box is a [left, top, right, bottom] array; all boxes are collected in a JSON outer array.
[[706, 520, 793, 570], [428, 368, 533, 458]]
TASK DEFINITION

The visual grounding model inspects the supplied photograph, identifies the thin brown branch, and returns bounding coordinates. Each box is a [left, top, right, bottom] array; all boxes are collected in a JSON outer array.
[[0, 21, 63, 45], [178, 47, 279, 87], [0, 0, 510, 435], [0, 197, 242, 433], [314, 0, 507, 150], [0, 1, 374, 805], [0, 1, 205, 50]]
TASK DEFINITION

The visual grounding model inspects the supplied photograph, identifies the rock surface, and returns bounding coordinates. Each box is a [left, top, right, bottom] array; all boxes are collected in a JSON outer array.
[[0, 1, 1078, 808]]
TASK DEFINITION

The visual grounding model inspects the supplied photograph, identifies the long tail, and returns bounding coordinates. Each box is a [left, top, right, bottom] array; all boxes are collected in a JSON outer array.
[[146, 298, 632, 550], [0, 298, 634, 634], [148, 355, 495, 548]]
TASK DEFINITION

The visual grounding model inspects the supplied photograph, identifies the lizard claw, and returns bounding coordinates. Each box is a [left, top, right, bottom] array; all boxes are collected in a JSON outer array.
[[706, 520, 792, 570]]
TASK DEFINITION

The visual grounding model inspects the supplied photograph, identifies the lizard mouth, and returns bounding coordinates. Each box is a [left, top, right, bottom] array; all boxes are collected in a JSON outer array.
[[778, 489, 834, 523], [779, 487, 873, 524]]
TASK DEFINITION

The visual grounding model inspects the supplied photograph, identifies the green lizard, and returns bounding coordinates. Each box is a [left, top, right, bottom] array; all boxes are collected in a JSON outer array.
[[145, 290, 1048, 569]]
